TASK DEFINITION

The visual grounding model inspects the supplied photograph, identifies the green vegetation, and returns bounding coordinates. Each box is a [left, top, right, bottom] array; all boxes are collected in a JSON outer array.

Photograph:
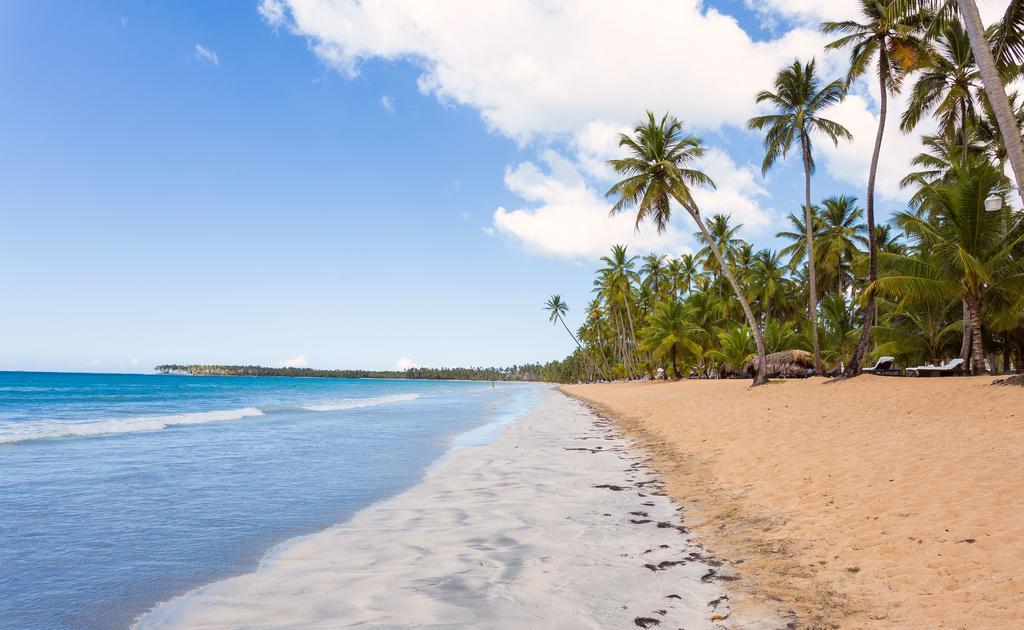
[[545, 1, 1024, 383], [154, 364, 572, 382]]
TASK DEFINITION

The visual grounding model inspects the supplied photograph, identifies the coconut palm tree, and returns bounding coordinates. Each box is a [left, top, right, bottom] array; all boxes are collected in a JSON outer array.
[[823, 1, 927, 375], [695, 213, 746, 285], [957, 0, 1024, 206], [817, 195, 868, 295], [750, 249, 794, 320], [871, 294, 962, 367], [901, 0, 1024, 204], [595, 245, 642, 378], [900, 20, 985, 159], [708, 323, 756, 377], [607, 112, 770, 385], [748, 59, 852, 373], [639, 300, 706, 378], [776, 206, 819, 269], [873, 161, 1024, 373], [673, 253, 702, 297], [544, 294, 591, 377], [640, 253, 670, 314]]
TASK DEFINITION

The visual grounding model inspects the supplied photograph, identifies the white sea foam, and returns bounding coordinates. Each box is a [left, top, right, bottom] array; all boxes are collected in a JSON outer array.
[[300, 393, 421, 412], [0, 407, 264, 445]]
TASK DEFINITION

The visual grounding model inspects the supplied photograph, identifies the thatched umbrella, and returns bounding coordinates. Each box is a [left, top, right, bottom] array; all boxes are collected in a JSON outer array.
[[746, 350, 815, 377]]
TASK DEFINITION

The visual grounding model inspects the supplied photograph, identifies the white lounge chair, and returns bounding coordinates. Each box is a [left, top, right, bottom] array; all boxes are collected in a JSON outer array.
[[862, 356, 896, 374], [906, 357, 965, 377]]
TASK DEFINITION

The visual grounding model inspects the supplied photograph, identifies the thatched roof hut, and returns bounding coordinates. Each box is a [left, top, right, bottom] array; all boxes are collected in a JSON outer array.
[[746, 350, 815, 377]]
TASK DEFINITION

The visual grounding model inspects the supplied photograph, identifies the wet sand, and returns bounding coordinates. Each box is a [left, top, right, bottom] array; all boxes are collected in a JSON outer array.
[[563, 376, 1024, 628], [136, 389, 749, 629]]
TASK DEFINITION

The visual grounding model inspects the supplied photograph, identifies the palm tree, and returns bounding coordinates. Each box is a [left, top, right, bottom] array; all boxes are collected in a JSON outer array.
[[695, 213, 746, 284], [708, 323, 756, 377], [607, 112, 770, 385], [903, 0, 1024, 205], [871, 294, 962, 367], [748, 59, 851, 373], [817, 195, 868, 295], [544, 294, 589, 373], [900, 20, 984, 160], [639, 300, 706, 378], [873, 161, 1024, 373], [751, 249, 794, 320], [776, 206, 819, 269], [957, 0, 1024, 206], [640, 253, 669, 314], [673, 253, 702, 297], [823, 1, 926, 376], [595, 245, 641, 378]]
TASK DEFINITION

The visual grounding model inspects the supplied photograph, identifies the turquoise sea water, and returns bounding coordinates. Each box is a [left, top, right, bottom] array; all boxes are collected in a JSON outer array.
[[0, 372, 540, 629]]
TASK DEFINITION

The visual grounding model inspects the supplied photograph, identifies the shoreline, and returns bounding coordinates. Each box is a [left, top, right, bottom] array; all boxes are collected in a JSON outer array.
[[563, 377, 1024, 628], [135, 389, 750, 629]]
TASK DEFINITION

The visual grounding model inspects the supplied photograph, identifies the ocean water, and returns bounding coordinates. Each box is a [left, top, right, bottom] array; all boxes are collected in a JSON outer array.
[[0, 372, 540, 629]]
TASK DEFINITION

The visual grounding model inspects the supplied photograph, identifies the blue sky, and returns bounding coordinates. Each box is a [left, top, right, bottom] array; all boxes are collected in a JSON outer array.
[[0, 0, 958, 372]]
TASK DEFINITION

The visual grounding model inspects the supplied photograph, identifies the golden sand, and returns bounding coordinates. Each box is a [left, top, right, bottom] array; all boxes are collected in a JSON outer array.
[[563, 377, 1024, 629]]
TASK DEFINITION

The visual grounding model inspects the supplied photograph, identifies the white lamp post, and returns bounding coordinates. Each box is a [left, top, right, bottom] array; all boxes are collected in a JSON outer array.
[[984, 194, 1003, 212]]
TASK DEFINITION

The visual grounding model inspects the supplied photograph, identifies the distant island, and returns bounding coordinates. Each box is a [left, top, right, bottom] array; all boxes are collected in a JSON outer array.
[[154, 363, 570, 382]]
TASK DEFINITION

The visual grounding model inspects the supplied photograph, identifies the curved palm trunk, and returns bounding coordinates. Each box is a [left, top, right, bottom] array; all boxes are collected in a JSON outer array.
[[959, 0, 1024, 207], [846, 47, 887, 377], [801, 134, 822, 374], [558, 315, 595, 381], [686, 208, 769, 386]]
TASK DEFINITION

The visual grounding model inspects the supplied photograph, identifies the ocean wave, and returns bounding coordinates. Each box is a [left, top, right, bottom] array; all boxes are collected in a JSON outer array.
[[0, 407, 264, 445], [300, 393, 421, 412]]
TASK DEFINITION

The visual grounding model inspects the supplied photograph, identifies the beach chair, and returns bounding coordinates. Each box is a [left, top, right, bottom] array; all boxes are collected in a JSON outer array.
[[906, 357, 965, 377], [862, 356, 896, 375]]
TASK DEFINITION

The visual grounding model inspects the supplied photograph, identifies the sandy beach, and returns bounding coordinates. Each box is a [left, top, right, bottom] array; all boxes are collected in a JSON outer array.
[[136, 389, 747, 629], [564, 377, 1024, 629]]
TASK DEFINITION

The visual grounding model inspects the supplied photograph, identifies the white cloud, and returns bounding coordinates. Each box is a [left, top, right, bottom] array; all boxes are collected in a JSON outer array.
[[745, 0, 859, 26], [260, 0, 833, 141], [280, 354, 308, 368], [129, 357, 140, 367], [120, 15, 128, 28], [491, 149, 692, 259], [260, 0, 954, 254], [379, 94, 394, 112], [481, 226, 495, 236], [396, 356, 419, 370], [258, 0, 287, 26], [693, 148, 779, 236], [195, 43, 220, 66], [460, 211, 471, 221]]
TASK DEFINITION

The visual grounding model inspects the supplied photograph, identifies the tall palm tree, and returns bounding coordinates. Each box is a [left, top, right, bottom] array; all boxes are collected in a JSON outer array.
[[640, 253, 669, 314], [776, 206, 819, 269], [957, 0, 1024, 206], [544, 295, 586, 359], [751, 249, 794, 320], [873, 161, 1024, 373], [900, 20, 984, 159], [595, 245, 641, 378], [748, 59, 852, 373], [607, 112, 770, 385], [695, 213, 746, 284], [823, 1, 926, 376], [674, 253, 702, 297], [818, 195, 869, 295], [902, 0, 1024, 204], [639, 300, 706, 378]]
